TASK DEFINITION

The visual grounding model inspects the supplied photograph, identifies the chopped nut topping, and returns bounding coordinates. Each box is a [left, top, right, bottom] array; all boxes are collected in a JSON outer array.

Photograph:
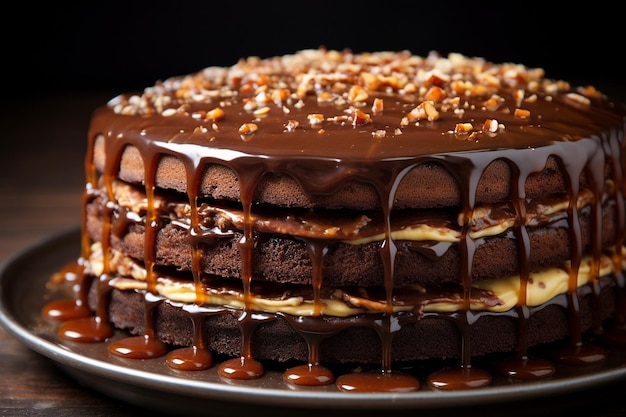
[[483, 94, 503, 111], [308, 113, 324, 126], [450, 80, 473, 95], [253, 106, 270, 116], [454, 123, 474, 134], [284, 119, 299, 132], [107, 48, 612, 143], [401, 82, 418, 94], [406, 101, 439, 122], [238, 123, 258, 135], [578, 85, 602, 99], [317, 92, 336, 103], [565, 93, 591, 106], [424, 86, 446, 102], [513, 89, 525, 107], [484, 119, 499, 133], [271, 88, 291, 104], [348, 85, 369, 103], [206, 107, 225, 121], [352, 108, 372, 126], [191, 110, 206, 120], [372, 98, 384, 115], [524, 94, 538, 103]]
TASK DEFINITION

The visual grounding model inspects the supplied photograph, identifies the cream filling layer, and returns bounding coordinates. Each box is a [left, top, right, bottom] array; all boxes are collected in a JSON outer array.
[[87, 242, 613, 317], [112, 180, 596, 245]]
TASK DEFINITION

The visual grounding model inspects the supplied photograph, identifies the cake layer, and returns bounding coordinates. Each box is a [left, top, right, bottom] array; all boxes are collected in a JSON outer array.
[[87, 241, 615, 316], [93, 277, 617, 363], [94, 135, 582, 210]]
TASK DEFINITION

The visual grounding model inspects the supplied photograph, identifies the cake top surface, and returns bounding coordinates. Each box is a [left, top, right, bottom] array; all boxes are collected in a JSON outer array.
[[91, 48, 625, 163]]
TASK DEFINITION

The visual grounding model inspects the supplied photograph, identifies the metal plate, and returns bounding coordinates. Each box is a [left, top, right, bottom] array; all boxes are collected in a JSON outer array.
[[2, 227, 626, 417]]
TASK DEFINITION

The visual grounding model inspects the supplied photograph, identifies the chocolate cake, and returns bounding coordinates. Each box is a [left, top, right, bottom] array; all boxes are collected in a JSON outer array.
[[43, 48, 626, 392]]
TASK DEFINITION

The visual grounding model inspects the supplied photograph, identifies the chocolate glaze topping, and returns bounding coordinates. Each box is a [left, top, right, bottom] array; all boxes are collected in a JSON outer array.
[[44, 48, 626, 392]]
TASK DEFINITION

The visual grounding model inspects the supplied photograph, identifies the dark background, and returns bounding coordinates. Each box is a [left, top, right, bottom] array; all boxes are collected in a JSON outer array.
[[2, 0, 625, 99]]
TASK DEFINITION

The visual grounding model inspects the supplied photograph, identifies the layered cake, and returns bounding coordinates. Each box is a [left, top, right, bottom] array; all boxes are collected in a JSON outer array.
[[44, 48, 626, 392]]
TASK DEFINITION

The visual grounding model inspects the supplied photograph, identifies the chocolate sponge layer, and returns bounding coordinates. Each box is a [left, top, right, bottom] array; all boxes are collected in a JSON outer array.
[[95, 136, 576, 210], [93, 279, 616, 364]]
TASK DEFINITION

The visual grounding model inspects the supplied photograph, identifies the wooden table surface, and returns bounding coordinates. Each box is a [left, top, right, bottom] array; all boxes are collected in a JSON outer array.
[[0, 93, 170, 416], [3, 92, 626, 417]]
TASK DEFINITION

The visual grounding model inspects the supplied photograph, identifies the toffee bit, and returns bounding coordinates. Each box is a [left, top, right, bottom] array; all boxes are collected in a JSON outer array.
[[161, 108, 177, 117], [317, 91, 336, 103], [372, 98, 384, 115], [348, 85, 369, 103], [514, 108, 531, 119], [206, 107, 225, 121], [424, 85, 447, 102], [565, 93, 591, 106], [484, 119, 499, 133], [454, 122, 474, 134], [284, 119, 300, 132], [253, 106, 270, 116], [406, 101, 439, 122], [238, 122, 258, 135], [352, 108, 372, 126], [308, 113, 324, 126]]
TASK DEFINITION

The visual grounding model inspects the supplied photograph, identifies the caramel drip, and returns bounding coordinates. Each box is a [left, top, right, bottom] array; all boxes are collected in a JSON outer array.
[[108, 293, 168, 359], [55, 271, 114, 343], [161, 150, 217, 370], [495, 154, 557, 379], [281, 240, 335, 387], [59, 143, 122, 344], [41, 261, 92, 321], [46, 174, 99, 324], [552, 139, 607, 365], [104, 131, 168, 359], [215, 164, 267, 379], [426, 154, 492, 389], [511, 160, 533, 368], [166, 307, 213, 371], [186, 156, 205, 305], [282, 315, 338, 386]]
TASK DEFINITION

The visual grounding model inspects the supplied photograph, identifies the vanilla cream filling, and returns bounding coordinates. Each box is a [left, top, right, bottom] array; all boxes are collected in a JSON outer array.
[[100, 181, 612, 317], [87, 242, 614, 317]]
